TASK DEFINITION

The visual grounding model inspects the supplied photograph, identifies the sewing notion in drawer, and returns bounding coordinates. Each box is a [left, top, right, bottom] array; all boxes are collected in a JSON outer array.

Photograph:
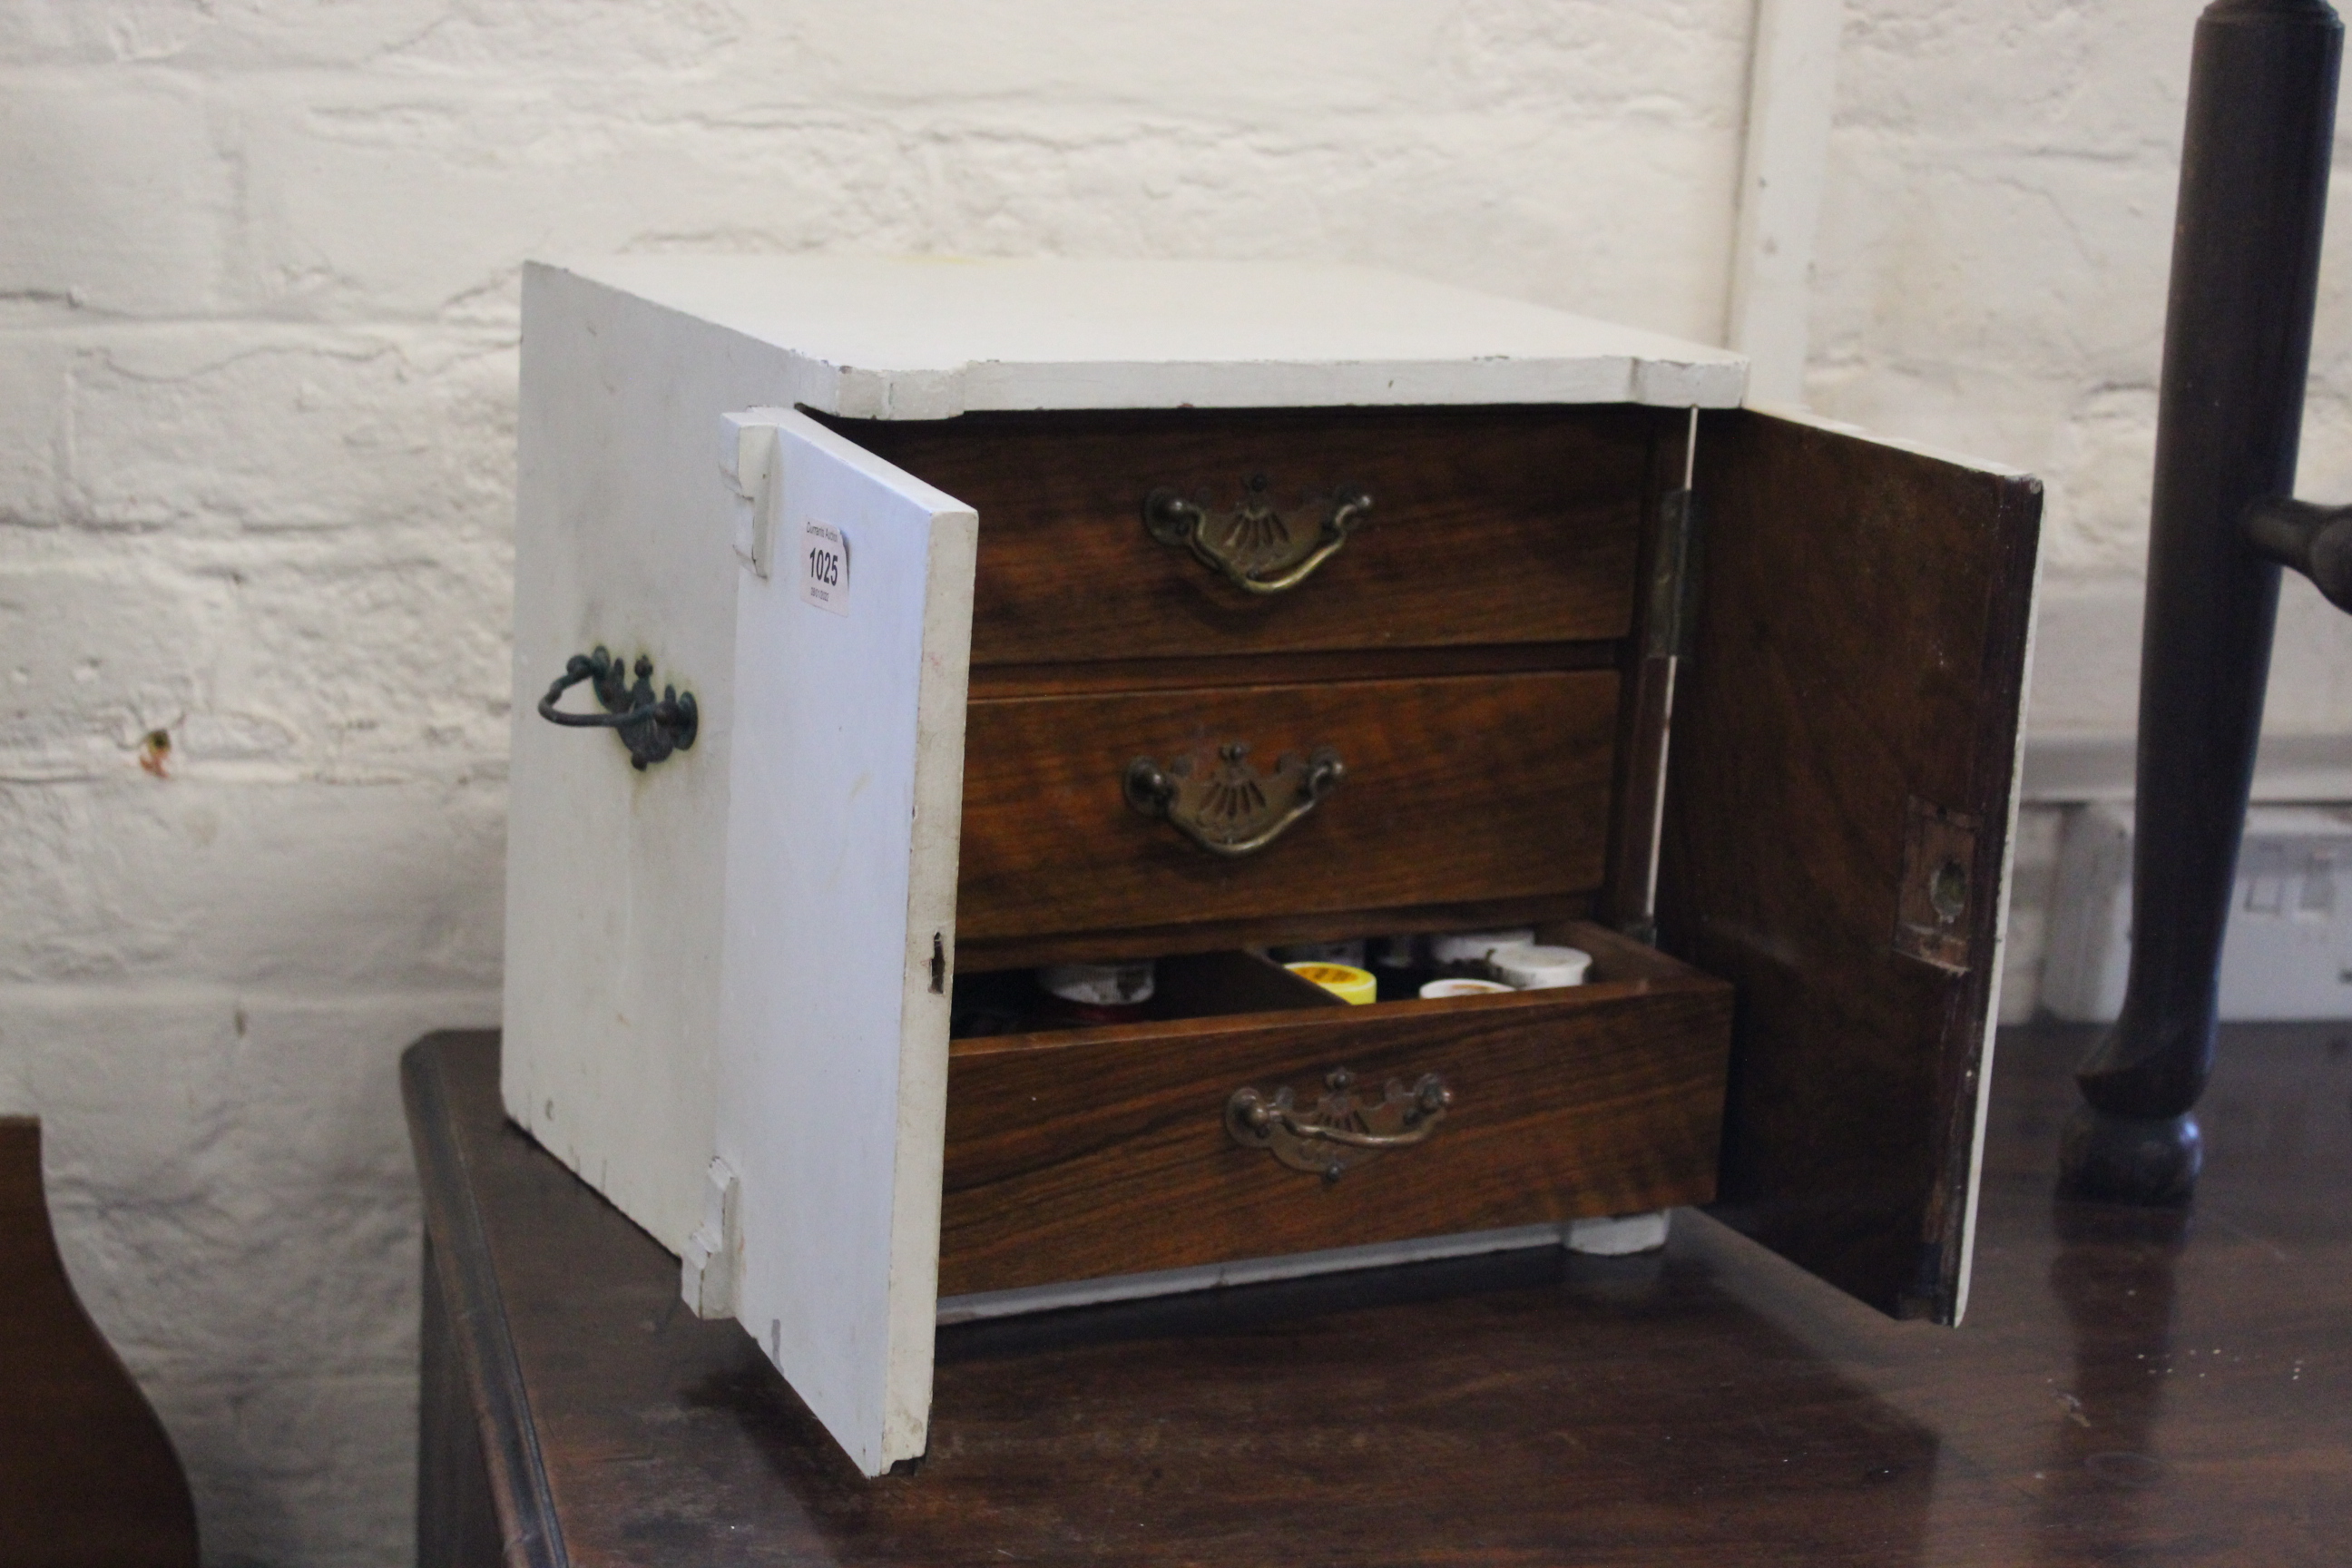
[[955, 669, 1620, 945], [937, 924, 1733, 1299], [827, 406, 1656, 664]]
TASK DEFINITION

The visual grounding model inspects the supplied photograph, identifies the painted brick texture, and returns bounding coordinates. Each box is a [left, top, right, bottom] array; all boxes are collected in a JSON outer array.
[[1811, 0, 2352, 745], [0, 5, 1753, 1563]]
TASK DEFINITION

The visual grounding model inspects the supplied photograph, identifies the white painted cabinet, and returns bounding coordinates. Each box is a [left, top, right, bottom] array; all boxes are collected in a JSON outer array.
[[502, 257, 2033, 1476]]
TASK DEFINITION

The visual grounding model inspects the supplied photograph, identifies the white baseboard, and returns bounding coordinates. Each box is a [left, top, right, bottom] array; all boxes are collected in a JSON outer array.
[[2023, 733, 2352, 805]]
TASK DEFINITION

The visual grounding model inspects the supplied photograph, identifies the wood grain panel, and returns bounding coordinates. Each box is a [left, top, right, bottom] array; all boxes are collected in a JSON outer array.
[[0, 1119, 199, 1568], [417, 1237, 505, 1568], [1658, 408, 2042, 1324], [404, 1048, 568, 1568], [410, 1025, 2352, 1566], [938, 925, 1732, 1297], [820, 407, 1661, 665], [965, 641, 1617, 700], [956, 670, 1619, 943]]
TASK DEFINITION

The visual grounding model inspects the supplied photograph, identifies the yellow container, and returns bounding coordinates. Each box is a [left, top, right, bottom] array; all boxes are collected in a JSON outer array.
[[1286, 961, 1377, 1005]]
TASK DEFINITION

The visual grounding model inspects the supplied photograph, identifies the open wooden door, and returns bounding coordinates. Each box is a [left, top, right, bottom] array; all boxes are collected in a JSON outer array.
[[716, 410, 976, 1475], [1658, 407, 2041, 1325]]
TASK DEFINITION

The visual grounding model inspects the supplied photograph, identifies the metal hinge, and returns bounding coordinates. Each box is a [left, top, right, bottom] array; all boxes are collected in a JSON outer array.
[[1620, 410, 1707, 950], [1642, 485, 1701, 662], [720, 408, 792, 577], [680, 1156, 741, 1318]]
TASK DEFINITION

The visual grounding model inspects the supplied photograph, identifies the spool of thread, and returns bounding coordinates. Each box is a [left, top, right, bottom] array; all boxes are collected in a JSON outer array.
[[1288, 961, 1377, 1005], [1035, 960, 1158, 1025], [1418, 976, 1514, 999], [1489, 944, 1592, 989], [1426, 928, 1537, 976], [1038, 961, 1156, 1005]]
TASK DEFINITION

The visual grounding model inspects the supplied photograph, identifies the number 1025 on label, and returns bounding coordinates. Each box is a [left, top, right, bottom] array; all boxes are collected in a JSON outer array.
[[799, 519, 850, 616]]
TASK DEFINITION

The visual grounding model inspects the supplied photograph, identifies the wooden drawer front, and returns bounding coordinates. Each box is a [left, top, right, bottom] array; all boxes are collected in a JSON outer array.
[[955, 671, 1619, 943], [938, 928, 1733, 1298], [829, 407, 1657, 665]]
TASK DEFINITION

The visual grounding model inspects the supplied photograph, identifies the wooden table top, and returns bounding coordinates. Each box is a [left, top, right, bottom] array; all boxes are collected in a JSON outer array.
[[405, 1021, 2352, 1565]]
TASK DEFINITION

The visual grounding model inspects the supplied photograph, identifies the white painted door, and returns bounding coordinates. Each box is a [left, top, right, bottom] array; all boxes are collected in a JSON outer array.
[[714, 409, 976, 1476]]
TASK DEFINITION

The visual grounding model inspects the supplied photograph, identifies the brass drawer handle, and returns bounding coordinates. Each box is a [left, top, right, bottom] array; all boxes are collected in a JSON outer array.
[[1143, 475, 1373, 595], [1228, 1068, 1454, 1181], [1123, 742, 1344, 858], [536, 646, 698, 770]]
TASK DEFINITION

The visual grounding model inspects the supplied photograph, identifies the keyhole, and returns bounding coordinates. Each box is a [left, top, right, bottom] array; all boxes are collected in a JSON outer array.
[[1930, 858, 1968, 922]]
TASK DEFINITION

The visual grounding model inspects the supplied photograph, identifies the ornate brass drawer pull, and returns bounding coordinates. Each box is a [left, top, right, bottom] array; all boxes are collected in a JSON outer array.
[[1123, 742, 1344, 858], [1228, 1068, 1454, 1181], [1143, 474, 1373, 595], [536, 646, 698, 770]]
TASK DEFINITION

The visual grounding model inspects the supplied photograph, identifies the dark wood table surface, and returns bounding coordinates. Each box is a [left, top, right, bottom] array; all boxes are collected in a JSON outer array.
[[406, 1021, 2352, 1566]]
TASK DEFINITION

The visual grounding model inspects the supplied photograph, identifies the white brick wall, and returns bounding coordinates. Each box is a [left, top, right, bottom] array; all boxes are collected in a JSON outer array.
[[0, 6, 1757, 1563], [0, 3, 2344, 1563], [1811, 0, 2352, 757]]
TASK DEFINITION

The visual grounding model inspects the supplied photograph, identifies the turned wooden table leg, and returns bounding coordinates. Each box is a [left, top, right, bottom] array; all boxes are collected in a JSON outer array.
[[2061, 0, 2344, 1202]]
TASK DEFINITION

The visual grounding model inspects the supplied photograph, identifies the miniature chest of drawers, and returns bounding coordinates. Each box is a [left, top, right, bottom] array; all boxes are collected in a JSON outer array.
[[501, 257, 2041, 1475]]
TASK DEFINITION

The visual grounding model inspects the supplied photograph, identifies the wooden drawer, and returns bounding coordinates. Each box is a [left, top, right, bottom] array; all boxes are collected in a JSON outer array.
[[827, 407, 1659, 665], [955, 670, 1620, 945], [938, 924, 1733, 1298]]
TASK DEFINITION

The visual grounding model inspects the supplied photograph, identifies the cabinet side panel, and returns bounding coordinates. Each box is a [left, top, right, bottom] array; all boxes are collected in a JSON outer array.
[[501, 267, 799, 1255], [1660, 407, 2040, 1323]]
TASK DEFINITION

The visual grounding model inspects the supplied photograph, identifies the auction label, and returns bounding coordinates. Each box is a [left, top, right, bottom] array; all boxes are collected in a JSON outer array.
[[799, 519, 850, 615]]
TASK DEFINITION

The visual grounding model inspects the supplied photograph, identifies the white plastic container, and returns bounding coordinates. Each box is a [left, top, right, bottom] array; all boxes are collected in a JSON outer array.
[[1490, 944, 1592, 989], [1037, 960, 1156, 1006]]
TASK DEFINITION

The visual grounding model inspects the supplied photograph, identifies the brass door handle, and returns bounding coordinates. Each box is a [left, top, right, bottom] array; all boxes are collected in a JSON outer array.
[[1123, 742, 1343, 858], [1228, 1068, 1454, 1181], [1143, 475, 1372, 595]]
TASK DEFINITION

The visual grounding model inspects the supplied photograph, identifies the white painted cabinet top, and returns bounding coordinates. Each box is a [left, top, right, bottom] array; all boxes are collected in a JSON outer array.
[[546, 256, 1748, 420]]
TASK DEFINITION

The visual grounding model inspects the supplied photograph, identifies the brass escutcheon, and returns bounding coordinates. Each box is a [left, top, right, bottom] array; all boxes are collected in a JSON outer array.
[[1143, 474, 1372, 594], [1227, 1067, 1454, 1182]]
